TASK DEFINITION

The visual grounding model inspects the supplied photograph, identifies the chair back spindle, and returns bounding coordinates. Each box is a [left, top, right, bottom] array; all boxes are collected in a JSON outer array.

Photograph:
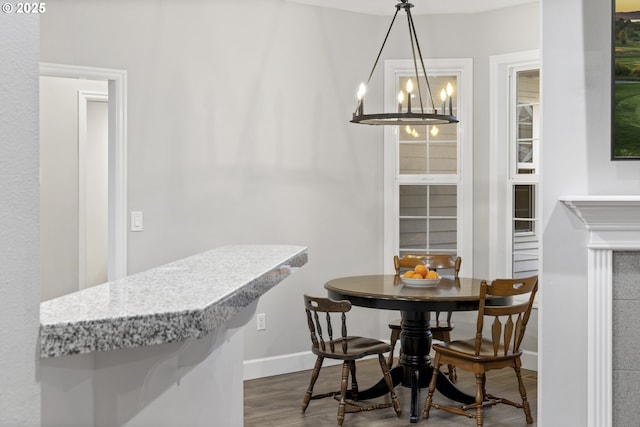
[[304, 295, 351, 355], [475, 276, 538, 358]]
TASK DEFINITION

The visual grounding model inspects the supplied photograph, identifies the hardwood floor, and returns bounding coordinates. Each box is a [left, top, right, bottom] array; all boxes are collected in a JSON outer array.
[[244, 358, 537, 427]]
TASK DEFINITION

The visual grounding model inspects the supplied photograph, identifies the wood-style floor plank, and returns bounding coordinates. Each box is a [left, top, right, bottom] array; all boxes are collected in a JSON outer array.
[[244, 358, 537, 426]]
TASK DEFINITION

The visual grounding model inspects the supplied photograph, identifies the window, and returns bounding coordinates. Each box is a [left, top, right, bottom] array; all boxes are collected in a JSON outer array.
[[398, 184, 458, 255], [489, 51, 540, 280], [510, 68, 540, 278], [383, 59, 473, 274]]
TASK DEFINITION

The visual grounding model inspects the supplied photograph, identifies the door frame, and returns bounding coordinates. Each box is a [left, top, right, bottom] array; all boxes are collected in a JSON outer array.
[[40, 63, 128, 282], [78, 90, 109, 289]]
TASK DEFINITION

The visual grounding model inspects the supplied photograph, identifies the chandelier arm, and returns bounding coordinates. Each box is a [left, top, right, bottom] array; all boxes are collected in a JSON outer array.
[[405, 7, 425, 113], [354, 7, 401, 114], [407, 8, 437, 112], [366, 5, 401, 85]]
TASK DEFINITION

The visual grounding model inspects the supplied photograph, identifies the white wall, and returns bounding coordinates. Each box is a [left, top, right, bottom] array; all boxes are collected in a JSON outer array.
[[540, 0, 640, 425], [0, 13, 41, 427], [40, 76, 109, 300]]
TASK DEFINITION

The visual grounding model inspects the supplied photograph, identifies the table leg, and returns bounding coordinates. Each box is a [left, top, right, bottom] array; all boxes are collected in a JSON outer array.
[[400, 311, 432, 423], [409, 368, 419, 423]]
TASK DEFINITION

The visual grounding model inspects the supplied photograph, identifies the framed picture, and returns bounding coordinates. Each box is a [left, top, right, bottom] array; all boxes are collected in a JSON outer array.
[[613, 0, 640, 160]]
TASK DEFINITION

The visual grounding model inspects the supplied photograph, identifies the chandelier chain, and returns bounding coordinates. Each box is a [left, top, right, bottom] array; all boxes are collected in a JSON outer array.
[[406, 8, 425, 112], [407, 8, 437, 112]]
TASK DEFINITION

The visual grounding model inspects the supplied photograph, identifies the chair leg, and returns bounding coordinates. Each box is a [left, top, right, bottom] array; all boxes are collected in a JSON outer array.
[[475, 372, 484, 427], [349, 360, 359, 401], [432, 330, 457, 383], [514, 365, 534, 424], [377, 354, 402, 418], [388, 327, 401, 368], [422, 355, 441, 420], [337, 361, 350, 427], [447, 363, 457, 383], [302, 356, 324, 413]]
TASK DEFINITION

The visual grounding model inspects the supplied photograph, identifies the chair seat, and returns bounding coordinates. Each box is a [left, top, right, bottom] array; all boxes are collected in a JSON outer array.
[[433, 338, 522, 362], [312, 336, 392, 360]]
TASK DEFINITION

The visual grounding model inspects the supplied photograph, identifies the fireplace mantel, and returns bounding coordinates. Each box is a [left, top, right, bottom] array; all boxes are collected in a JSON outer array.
[[562, 195, 640, 249], [561, 195, 640, 427]]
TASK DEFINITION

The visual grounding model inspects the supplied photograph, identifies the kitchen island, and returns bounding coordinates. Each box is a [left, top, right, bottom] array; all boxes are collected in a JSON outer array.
[[40, 244, 307, 427]]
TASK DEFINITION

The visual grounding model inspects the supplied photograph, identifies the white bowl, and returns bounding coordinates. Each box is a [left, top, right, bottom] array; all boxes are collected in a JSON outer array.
[[400, 277, 441, 287]]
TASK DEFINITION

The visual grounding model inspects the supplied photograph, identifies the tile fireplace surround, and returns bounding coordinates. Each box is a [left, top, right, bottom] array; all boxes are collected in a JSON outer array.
[[561, 195, 640, 427]]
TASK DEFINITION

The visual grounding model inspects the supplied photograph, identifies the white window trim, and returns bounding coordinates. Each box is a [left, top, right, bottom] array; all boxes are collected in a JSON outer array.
[[383, 58, 473, 276], [489, 50, 540, 284]]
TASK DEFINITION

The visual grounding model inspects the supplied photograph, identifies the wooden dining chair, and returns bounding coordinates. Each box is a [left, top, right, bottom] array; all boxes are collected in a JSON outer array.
[[388, 254, 461, 382], [422, 275, 538, 426], [302, 295, 402, 426]]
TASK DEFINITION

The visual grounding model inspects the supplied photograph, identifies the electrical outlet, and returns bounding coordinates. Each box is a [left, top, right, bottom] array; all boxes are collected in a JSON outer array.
[[256, 313, 266, 331]]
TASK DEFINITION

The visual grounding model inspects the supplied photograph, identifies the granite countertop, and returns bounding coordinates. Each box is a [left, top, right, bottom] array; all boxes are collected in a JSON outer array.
[[40, 244, 308, 358]]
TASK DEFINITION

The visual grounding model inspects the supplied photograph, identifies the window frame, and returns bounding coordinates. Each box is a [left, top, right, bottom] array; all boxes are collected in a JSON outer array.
[[489, 50, 541, 282], [383, 58, 473, 275]]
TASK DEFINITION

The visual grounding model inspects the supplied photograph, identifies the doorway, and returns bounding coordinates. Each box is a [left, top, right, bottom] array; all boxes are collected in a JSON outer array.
[[39, 64, 127, 300]]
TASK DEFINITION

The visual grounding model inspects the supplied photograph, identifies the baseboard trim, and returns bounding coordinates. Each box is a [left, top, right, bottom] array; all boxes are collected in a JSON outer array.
[[244, 349, 538, 381], [243, 350, 342, 381], [521, 349, 538, 371]]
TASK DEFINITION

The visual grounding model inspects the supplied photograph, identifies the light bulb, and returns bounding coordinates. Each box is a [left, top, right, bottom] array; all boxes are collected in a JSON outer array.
[[406, 79, 414, 112], [397, 91, 404, 104], [357, 83, 366, 100], [405, 125, 412, 135], [440, 89, 447, 102], [446, 82, 453, 96], [431, 126, 439, 137]]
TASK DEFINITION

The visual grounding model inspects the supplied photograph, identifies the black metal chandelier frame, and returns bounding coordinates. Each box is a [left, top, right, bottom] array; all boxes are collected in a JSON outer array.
[[351, 0, 458, 126]]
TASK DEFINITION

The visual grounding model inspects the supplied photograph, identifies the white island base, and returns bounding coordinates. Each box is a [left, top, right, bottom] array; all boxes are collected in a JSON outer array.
[[42, 301, 255, 427]]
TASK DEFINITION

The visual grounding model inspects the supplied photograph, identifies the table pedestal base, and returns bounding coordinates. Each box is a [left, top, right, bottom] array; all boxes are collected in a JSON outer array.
[[355, 311, 474, 423]]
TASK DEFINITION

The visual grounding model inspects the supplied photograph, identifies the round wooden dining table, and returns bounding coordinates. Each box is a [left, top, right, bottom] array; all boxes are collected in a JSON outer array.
[[325, 274, 510, 423]]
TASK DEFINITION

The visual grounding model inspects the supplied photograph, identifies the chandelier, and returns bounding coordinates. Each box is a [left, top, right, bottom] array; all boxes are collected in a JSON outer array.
[[350, 0, 458, 126]]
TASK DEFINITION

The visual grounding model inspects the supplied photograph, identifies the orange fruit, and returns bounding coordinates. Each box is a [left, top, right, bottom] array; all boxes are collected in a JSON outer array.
[[414, 264, 428, 277], [403, 271, 414, 278], [412, 273, 424, 279], [426, 271, 439, 279]]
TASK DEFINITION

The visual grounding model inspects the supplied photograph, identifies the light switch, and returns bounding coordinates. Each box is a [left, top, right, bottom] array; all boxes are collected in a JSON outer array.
[[131, 211, 143, 232]]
